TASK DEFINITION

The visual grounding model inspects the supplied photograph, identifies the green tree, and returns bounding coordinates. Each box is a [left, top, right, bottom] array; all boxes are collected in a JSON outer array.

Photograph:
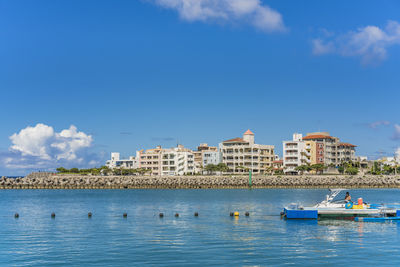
[[205, 164, 216, 174], [311, 164, 325, 174], [91, 168, 100, 175], [382, 165, 394, 175], [338, 166, 345, 174], [136, 168, 150, 175], [295, 165, 312, 175], [216, 163, 229, 173], [265, 166, 274, 175], [70, 168, 79, 173], [345, 166, 359, 175], [56, 167, 68, 173], [371, 161, 381, 175]]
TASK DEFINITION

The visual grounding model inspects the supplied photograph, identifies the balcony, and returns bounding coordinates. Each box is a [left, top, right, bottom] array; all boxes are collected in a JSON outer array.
[[285, 159, 300, 163]]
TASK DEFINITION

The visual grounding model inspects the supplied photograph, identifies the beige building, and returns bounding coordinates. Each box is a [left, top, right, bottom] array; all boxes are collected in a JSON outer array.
[[304, 140, 317, 165], [193, 143, 220, 171], [136, 145, 195, 176], [302, 132, 356, 165], [219, 129, 275, 174], [136, 146, 163, 175]]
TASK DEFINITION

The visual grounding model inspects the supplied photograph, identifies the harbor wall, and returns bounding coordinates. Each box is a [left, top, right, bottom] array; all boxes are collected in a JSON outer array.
[[1, 174, 400, 189]]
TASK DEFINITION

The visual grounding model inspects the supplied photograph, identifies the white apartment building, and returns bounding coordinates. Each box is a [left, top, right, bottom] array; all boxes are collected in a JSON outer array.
[[378, 157, 399, 167], [106, 152, 137, 169], [283, 133, 310, 174], [136, 145, 195, 176], [161, 145, 195, 176], [202, 151, 221, 167], [219, 129, 275, 174]]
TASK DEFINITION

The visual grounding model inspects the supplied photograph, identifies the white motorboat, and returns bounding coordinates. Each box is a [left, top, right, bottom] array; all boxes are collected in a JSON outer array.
[[282, 189, 399, 221]]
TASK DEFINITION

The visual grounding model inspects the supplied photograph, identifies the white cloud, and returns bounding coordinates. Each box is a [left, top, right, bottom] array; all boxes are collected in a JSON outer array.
[[312, 39, 335, 55], [2, 123, 100, 170], [312, 21, 400, 64], [368, 120, 390, 129], [10, 123, 54, 160], [393, 124, 400, 140], [149, 0, 285, 32]]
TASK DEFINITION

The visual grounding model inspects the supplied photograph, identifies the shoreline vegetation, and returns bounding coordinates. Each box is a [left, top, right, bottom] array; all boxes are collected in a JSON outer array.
[[0, 173, 400, 189]]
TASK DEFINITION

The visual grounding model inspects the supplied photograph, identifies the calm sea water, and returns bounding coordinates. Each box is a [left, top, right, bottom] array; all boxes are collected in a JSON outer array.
[[1, 189, 400, 266]]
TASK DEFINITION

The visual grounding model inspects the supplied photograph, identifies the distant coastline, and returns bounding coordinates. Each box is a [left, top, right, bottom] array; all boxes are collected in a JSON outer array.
[[0, 173, 400, 189]]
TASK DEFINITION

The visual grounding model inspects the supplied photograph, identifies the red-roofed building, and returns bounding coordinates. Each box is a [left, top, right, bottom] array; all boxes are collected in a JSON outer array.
[[283, 132, 357, 174], [273, 160, 283, 172], [301, 132, 357, 165]]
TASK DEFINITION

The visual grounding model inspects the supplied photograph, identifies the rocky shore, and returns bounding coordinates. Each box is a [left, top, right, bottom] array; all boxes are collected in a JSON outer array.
[[1, 173, 400, 189]]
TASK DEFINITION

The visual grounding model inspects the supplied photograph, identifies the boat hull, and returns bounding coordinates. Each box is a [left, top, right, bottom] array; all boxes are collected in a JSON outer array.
[[282, 207, 398, 220]]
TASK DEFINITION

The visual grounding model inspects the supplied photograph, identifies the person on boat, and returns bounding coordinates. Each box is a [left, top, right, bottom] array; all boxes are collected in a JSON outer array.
[[344, 192, 351, 202]]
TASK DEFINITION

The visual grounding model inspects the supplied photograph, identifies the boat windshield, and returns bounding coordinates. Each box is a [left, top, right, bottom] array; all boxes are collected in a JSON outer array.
[[327, 189, 347, 202], [315, 189, 349, 207]]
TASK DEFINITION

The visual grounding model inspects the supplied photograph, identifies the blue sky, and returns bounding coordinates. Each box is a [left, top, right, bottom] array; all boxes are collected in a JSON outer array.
[[1, 0, 400, 175]]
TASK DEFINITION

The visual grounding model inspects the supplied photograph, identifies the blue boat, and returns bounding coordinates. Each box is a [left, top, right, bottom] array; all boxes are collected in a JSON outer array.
[[282, 189, 400, 221]]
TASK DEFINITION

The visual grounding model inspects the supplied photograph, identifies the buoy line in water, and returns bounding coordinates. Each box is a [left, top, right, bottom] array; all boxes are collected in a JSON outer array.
[[9, 211, 259, 219]]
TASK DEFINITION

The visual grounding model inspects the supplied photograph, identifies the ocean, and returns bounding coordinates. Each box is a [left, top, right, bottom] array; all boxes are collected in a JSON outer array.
[[1, 189, 400, 266]]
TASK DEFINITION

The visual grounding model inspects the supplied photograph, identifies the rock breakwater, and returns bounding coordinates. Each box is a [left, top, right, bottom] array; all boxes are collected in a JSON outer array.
[[1, 174, 400, 189]]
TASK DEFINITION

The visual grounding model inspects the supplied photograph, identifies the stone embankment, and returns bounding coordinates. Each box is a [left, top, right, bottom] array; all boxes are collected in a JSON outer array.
[[1, 174, 400, 189]]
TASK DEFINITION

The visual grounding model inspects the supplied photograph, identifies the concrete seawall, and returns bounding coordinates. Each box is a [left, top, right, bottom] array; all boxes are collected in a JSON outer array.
[[1, 174, 400, 189]]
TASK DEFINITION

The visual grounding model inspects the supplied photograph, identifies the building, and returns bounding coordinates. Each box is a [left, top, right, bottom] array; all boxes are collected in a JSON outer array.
[[136, 146, 163, 175], [302, 132, 356, 165], [283, 131, 357, 174], [202, 151, 221, 167], [378, 157, 399, 167], [160, 145, 195, 176], [283, 133, 311, 174], [136, 145, 195, 176], [193, 143, 221, 172], [106, 152, 137, 169], [219, 129, 275, 174], [272, 159, 283, 173]]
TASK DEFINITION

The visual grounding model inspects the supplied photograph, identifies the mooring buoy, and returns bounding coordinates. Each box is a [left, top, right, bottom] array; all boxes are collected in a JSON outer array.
[[123, 213, 127, 218], [14, 213, 19, 218], [245, 212, 250, 216], [159, 213, 164, 217], [51, 212, 56, 218], [175, 213, 179, 217], [88, 212, 92, 218], [194, 212, 199, 217]]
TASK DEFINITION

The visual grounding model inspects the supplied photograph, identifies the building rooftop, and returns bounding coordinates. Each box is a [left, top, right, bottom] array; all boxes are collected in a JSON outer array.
[[222, 137, 247, 143], [244, 129, 254, 135], [303, 134, 334, 140], [338, 142, 357, 147]]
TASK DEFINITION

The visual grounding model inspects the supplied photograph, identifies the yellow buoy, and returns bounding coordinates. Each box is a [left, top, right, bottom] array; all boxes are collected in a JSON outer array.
[[234, 212, 239, 216]]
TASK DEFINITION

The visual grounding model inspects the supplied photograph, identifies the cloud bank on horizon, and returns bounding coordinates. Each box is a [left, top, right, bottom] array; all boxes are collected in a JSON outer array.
[[312, 20, 400, 65], [1, 123, 101, 171], [149, 0, 285, 32], [393, 124, 400, 141]]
